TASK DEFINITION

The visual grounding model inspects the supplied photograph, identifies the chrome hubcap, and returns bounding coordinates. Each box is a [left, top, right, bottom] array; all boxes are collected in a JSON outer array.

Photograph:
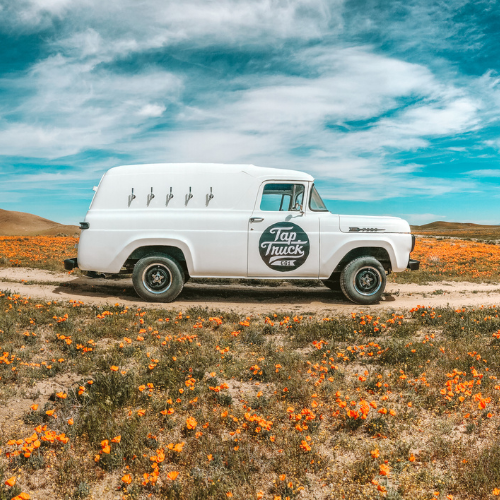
[[142, 264, 172, 294], [353, 266, 382, 296], [151, 271, 165, 285]]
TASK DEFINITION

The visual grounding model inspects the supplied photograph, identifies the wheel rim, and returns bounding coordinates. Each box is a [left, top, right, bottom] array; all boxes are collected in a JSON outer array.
[[353, 266, 382, 296], [142, 264, 172, 294]]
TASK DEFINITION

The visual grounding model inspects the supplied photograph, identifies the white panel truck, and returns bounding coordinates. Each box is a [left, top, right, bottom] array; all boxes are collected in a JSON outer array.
[[64, 163, 419, 305]]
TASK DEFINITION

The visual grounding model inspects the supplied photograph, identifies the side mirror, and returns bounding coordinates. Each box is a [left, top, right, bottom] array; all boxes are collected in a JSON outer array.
[[292, 202, 304, 213]]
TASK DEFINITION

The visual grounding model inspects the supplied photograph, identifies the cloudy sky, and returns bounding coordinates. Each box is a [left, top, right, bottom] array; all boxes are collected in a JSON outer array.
[[1, 0, 500, 224]]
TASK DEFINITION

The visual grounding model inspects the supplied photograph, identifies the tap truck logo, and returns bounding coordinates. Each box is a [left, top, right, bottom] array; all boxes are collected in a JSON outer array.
[[259, 222, 310, 271]]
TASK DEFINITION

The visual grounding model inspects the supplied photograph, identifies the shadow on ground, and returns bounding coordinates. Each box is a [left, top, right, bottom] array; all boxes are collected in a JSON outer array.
[[50, 275, 396, 306]]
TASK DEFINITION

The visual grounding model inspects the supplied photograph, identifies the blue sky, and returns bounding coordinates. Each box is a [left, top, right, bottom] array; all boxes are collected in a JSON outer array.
[[1, 0, 500, 225]]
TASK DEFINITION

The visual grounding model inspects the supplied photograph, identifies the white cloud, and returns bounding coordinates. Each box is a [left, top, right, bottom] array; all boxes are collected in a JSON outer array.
[[0, 0, 493, 205], [149, 46, 481, 199], [137, 104, 166, 117], [0, 53, 182, 157], [18, 0, 73, 24], [2, 0, 341, 54], [380, 97, 480, 137], [466, 169, 500, 178]]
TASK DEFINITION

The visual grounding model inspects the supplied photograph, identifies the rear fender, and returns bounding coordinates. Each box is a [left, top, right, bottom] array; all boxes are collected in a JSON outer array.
[[112, 238, 194, 275]]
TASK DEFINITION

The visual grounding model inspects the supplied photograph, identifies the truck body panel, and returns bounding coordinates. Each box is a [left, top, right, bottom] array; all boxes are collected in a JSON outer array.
[[76, 163, 416, 282]]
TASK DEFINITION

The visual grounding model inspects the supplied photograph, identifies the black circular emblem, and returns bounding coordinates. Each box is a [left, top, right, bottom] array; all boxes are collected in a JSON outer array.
[[259, 222, 310, 272]]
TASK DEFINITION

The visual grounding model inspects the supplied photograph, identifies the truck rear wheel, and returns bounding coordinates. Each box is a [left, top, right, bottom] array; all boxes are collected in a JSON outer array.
[[132, 255, 184, 302], [340, 256, 386, 305]]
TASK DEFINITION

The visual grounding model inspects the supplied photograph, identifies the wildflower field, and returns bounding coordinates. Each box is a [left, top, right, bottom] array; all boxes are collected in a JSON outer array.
[[0, 237, 78, 272], [2, 293, 500, 498], [2, 235, 500, 285], [392, 238, 500, 284]]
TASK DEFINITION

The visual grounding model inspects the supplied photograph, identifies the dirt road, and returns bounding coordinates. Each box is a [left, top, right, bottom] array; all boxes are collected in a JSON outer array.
[[1, 267, 500, 314]]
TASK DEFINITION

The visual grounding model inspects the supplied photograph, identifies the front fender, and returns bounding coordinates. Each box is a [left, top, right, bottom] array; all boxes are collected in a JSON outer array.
[[320, 235, 411, 277]]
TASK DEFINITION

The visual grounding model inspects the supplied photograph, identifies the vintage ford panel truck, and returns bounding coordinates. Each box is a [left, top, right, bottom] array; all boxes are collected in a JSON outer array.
[[64, 163, 419, 304]]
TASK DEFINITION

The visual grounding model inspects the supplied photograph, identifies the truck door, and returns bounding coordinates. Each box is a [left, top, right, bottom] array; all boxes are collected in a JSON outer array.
[[247, 182, 320, 277]]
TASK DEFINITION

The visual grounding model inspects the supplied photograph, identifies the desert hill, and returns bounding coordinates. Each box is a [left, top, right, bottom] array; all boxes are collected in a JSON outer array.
[[0, 209, 80, 236], [412, 221, 500, 231], [411, 220, 500, 239]]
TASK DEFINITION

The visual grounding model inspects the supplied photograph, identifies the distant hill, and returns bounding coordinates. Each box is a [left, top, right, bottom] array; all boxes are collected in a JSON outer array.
[[0, 209, 80, 236], [411, 221, 500, 231]]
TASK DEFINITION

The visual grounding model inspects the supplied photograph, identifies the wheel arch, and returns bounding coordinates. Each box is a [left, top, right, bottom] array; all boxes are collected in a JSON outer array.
[[119, 240, 194, 278], [332, 246, 393, 275]]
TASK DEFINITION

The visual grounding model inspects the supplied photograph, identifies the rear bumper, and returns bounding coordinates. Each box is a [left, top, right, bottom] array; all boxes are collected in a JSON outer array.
[[407, 258, 420, 271], [64, 258, 78, 271]]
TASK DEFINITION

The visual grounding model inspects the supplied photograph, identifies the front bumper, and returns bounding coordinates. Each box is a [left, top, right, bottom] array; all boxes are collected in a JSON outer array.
[[64, 258, 78, 271], [407, 259, 420, 271]]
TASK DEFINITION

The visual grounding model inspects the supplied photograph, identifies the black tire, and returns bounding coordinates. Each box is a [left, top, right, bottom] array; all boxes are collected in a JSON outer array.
[[340, 256, 386, 305], [322, 272, 341, 292], [132, 255, 184, 302]]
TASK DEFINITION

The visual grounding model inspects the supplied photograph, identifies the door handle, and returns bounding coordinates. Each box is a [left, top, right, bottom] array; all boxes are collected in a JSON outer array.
[[249, 217, 264, 223]]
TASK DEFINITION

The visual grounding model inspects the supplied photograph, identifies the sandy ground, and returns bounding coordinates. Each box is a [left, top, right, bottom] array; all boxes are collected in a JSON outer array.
[[1, 267, 500, 314]]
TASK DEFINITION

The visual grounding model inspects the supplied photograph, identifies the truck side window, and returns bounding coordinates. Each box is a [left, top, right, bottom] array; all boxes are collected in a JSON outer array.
[[260, 183, 305, 211]]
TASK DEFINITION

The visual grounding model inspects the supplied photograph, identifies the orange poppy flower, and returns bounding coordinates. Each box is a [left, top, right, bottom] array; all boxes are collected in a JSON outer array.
[[186, 416, 197, 430], [167, 471, 179, 481], [4, 476, 16, 487], [379, 464, 390, 476], [110, 366, 119, 371], [173, 442, 185, 452], [122, 474, 132, 484]]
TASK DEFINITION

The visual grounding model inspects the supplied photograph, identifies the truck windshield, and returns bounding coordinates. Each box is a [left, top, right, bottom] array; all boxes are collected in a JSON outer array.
[[309, 184, 328, 211]]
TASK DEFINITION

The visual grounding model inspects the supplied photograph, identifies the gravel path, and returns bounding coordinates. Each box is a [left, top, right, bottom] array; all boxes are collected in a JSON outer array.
[[1, 267, 500, 314]]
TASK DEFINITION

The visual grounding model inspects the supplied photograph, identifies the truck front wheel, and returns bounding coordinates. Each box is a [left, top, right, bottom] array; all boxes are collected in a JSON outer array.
[[132, 255, 184, 302], [340, 256, 386, 305]]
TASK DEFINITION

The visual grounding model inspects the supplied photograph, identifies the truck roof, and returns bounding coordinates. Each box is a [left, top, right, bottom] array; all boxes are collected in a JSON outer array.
[[106, 163, 314, 182]]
